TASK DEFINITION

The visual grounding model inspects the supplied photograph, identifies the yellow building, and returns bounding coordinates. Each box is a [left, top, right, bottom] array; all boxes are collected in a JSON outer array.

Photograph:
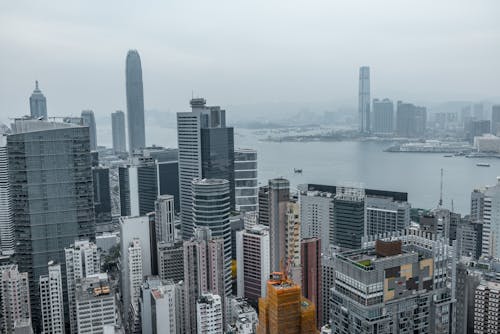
[[256, 273, 318, 334]]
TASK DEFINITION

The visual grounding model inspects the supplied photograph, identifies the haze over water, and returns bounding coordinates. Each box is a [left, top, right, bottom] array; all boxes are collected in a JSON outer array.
[[101, 126, 500, 214]]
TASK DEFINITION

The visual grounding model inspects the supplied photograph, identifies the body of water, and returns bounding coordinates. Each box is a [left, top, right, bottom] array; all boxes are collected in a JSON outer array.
[[100, 126, 500, 214]]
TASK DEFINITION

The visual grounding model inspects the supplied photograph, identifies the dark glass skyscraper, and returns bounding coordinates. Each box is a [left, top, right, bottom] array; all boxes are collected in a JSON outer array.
[[111, 110, 127, 154], [29, 81, 47, 120], [126, 50, 146, 153], [332, 185, 365, 250], [7, 119, 95, 329]]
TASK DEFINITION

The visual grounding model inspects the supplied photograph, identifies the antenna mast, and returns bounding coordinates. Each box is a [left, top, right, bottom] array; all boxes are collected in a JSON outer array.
[[439, 168, 443, 207]]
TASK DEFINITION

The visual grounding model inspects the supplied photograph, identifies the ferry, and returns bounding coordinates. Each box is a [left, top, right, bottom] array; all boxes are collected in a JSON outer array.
[[476, 163, 491, 167], [294, 168, 303, 174]]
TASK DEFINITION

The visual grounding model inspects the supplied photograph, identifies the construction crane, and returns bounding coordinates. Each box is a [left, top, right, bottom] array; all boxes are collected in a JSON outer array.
[[439, 168, 443, 207]]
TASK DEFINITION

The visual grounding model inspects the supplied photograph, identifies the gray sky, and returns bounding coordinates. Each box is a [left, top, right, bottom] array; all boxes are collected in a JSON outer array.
[[1, 0, 499, 124]]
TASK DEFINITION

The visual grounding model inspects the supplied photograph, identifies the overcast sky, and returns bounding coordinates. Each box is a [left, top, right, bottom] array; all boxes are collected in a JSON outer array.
[[0, 0, 499, 124]]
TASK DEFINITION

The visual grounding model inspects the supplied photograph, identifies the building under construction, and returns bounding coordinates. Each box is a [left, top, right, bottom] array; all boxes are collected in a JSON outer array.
[[256, 272, 318, 334]]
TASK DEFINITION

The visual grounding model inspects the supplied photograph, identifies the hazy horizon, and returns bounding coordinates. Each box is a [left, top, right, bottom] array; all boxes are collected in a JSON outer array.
[[1, 0, 499, 125]]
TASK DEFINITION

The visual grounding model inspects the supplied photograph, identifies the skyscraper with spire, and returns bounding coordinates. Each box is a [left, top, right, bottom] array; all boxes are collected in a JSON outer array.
[[358, 66, 371, 133], [126, 50, 146, 153], [29, 81, 47, 120]]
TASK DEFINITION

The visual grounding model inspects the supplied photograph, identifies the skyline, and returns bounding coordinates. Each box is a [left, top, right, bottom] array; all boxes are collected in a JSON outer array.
[[1, 1, 500, 125]]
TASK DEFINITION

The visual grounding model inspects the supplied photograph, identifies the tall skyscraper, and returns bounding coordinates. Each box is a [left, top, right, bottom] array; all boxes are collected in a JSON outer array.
[[8, 119, 95, 327], [258, 185, 270, 226], [332, 185, 365, 249], [491, 105, 500, 135], [81, 110, 97, 151], [177, 98, 235, 240], [39, 261, 64, 334], [268, 178, 290, 272], [65, 240, 100, 334], [331, 232, 455, 334], [119, 216, 152, 323], [183, 228, 225, 334], [372, 98, 394, 134], [300, 237, 322, 328], [234, 148, 258, 213], [358, 66, 371, 133], [111, 110, 127, 154], [236, 224, 270, 307], [396, 101, 427, 138], [29, 81, 47, 120], [299, 187, 334, 255], [155, 195, 175, 243], [126, 50, 146, 152], [0, 264, 31, 333], [256, 272, 317, 334], [197, 293, 223, 334], [150, 282, 178, 334], [192, 179, 232, 299], [0, 134, 14, 255], [92, 166, 112, 233]]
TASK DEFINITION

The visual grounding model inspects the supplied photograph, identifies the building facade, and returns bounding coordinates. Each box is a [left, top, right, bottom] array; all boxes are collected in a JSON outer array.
[[196, 293, 223, 334], [358, 66, 371, 133], [81, 110, 97, 151], [234, 149, 258, 212], [396, 101, 427, 138], [268, 178, 290, 272], [0, 264, 31, 333], [0, 134, 14, 255], [39, 262, 64, 334], [332, 185, 365, 249], [111, 110, 127, 154], [126, 50, 146, 152], [372, 98, 394, 134]]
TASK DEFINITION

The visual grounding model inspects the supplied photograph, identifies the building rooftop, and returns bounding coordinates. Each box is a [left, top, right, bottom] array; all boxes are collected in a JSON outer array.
[[75, 273, 113, 302]]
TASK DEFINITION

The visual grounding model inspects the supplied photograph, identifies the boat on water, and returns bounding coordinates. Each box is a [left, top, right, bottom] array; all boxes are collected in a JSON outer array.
[[294, 168, 303, 174], [443, 155, 453, 157], [476, 163, 491, 167]]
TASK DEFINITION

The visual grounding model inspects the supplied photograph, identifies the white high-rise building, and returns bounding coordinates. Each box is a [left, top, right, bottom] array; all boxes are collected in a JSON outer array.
[[120, 216, 151, 322], [0, 264, 31, 333], [0, 134, 14, 255], [128, 239, 144, 309], [151, 282, 177, 334], [39, 261, 65, 334], [234, 149, 258, 213], [299, 188, 334, 255], [236, 224, 270, 306], [473, 178, 500, 258], [358, 66, 371, 133], [65, 240, 100, 333], [155, 195, 175, 243], [75, 273, 115, 333], [196, 293, 223, 334]]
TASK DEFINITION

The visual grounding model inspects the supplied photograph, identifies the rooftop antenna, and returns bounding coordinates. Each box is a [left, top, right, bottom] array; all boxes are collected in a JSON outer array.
[[439, 168, 443, 207]]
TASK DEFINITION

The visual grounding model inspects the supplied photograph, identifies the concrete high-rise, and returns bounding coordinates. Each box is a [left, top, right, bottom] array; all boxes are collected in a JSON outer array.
[[126, 50, 146, 152], [372, 98, 394, 134], [65, 240, 100, 334], [358, 66, 371, 133], [366, 195, 410, 236], [258, 185, 270, 226], [0, 134, 14, 255], [183, 228, 226, 334], [81, 110, 97, 151], [256, 272, 317, 334], [268, 178, 290, 272], [75, 273, 116, 334], [92, 166, 112, 233], [0, 264, 31, 333], [492, 105, 500, 135], [192, 179, 232, 299], [157, 241, 184, 283], [150, 282, 178, 334], [177, 98, 235, 240], [197, 293, 224, 334], [8, 118, 95, 328], [396, 101, 427, 138], [155, 195, 175, 243], [473, 280, 500, 333], [39, 261, 65, 334], [299, 187, 334, 255], [120, 216, 152, 323], [111, 110, 127, 154], [301, 237, 322, 328], [331, 231, 456, 334], [234, 148, 258, 213], [332, 185, 365, 249], [29, 81, 47, 120], [236, 224, 270, 307]]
